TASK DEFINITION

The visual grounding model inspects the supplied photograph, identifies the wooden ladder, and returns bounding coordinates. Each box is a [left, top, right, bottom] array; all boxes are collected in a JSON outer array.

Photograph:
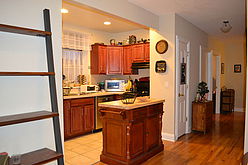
[[0, 9, 64, 165]]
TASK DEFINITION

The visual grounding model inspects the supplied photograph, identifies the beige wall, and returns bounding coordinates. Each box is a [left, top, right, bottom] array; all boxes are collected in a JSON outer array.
[[69, 0, 159, 29], [0, 0, 62, 161], [209, 36, 246, 110], [110, 29, 150, 44], [150, 13, 176, 140], [175, 15, 208, 131]]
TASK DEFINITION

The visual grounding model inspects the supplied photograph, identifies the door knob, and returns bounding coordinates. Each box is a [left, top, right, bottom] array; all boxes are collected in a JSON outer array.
[[179, 93, 184, 97]]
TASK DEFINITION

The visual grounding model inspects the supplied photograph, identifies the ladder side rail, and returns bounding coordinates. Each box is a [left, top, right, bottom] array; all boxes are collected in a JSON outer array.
[[43, 9, 64, 165]]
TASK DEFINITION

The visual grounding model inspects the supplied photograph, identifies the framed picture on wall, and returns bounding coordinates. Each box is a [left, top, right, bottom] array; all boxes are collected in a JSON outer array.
[[221, 63, 224, 74], [234, 64, 241, 73]]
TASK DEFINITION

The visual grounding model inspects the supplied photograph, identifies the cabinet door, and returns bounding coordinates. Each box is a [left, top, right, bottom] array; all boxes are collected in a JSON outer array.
[[99, 46, 107, 74], [123, 46, 133, 75], [63, 100, 71, 138], [130, 121, 145, 158], [83, 104, 94, 132], [70, 105, 84, 135], [144, 43, 150, 62], [107, 47, 123, 74], [146, 116, 159, 150], [132, 44, 145, 62]]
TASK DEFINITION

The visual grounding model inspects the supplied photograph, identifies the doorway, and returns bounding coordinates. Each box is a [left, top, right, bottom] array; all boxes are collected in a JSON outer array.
[[175, 35, 190, 139]]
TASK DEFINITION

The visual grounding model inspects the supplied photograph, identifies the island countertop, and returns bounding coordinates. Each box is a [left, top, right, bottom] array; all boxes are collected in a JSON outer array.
[[98, 97, 165, 110]]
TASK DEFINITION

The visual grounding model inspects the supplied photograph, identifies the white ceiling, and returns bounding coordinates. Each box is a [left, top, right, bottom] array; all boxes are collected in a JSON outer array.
[[62, 2, 143, 33], [128, 0, 246, 37]]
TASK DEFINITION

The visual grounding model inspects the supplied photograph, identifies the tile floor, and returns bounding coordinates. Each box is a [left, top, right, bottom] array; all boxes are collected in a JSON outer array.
[[64, 132, 102, 165]]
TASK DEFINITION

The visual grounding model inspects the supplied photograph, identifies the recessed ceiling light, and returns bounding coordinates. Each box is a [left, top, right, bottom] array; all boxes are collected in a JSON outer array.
[[61, 8, 69, 14], [104, 21, 111, 25]]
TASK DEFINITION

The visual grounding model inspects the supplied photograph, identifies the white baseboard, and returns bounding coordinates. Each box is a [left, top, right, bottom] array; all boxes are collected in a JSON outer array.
[[234, 107, 244, 112], [162, 133, 175, 142]]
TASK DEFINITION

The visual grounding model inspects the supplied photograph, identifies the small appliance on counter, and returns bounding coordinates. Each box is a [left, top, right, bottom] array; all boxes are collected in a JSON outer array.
[[80, 85, 99, 94], [105, 80, 125, 92], [69, 87, 81, 95], [136, 77, 150, 96]]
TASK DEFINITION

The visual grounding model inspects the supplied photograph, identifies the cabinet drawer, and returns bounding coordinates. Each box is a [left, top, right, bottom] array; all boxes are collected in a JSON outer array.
[[222, 104, 232, 111], [222, 97, 232, 103], [148, 104, 163, 116], [71, 98, 94, 106], [132, 108, 147, 119]]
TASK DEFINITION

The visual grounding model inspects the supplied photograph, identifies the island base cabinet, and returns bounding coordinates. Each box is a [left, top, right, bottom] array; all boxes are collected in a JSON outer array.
[[100, 103, 164, 165]]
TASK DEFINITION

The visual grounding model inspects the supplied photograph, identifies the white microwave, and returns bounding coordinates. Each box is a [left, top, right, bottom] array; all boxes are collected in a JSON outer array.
[[105, 80, 125, 92], [80, 85, 98, 93]]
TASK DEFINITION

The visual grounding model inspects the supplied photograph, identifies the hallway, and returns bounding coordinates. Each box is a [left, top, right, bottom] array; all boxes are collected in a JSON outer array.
[[96, 112, 244, 165], [143, 112, 245, 165]]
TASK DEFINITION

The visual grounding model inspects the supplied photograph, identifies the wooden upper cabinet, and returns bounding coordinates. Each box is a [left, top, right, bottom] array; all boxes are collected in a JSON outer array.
[[132, 44, 145, 62], [123, 46, 133, 75], [91, 43, 149, 75], [91, 44, 107, 74], [144, 43, 150, 62], [107, 46, 123, 75], [99, 46, 107, 74]]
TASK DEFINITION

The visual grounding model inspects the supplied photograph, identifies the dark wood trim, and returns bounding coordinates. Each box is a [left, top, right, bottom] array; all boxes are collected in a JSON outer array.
[[0, 24, 51, 37], [0, 72, 55, 76], [8, 148, 63, 165], [0, 111, 58, 127]]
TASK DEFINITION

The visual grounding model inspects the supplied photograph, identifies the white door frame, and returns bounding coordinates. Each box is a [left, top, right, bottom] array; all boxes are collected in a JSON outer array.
[[215, 56, 221, 114], [175, 35, 191, 140]]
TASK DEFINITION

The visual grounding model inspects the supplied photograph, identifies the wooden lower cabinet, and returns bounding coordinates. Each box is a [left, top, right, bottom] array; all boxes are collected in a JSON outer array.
[[63, 98, 95, 139], [100, 103, 164, 165], [70, 106, 84, 135], [192, 101, 213, 134], [63, 100, 71, 138]]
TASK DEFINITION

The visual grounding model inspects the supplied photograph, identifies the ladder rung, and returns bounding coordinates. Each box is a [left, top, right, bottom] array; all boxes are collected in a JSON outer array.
[[0, 24, 51, 37], [0, 111, 59, 126], [8, 148, 63, 165], [0, 72, 55, 76]]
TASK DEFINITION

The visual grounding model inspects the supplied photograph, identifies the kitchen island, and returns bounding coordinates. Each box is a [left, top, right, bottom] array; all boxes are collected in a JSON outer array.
[[98, 98, 165, 165]]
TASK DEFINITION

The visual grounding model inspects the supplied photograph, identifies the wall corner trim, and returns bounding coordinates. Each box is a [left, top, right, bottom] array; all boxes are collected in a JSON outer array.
[[162, 133, 176, 142]]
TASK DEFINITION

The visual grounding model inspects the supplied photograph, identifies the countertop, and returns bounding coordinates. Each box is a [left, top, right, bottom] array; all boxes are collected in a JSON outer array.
[[98, 98, 165, 110], [63, 91, 124, 99]]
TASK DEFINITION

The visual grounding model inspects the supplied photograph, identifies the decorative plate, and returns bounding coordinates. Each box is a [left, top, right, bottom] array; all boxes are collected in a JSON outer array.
[[155, 40, 168, 54]]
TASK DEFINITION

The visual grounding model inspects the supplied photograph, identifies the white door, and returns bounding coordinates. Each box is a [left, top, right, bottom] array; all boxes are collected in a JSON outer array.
[[176, 36, 190, 138], [207, 51, 213, 101]]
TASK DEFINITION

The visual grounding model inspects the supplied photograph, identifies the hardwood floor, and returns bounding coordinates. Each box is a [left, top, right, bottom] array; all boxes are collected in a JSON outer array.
[[96, 112, 245, 165]]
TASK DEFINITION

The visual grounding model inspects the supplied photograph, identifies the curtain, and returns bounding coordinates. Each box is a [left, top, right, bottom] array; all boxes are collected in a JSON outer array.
[[62, 30, 92, 83], [62, 49, 83, 83]]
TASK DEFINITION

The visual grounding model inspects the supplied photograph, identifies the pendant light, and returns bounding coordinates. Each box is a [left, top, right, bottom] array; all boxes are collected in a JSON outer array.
[[220, 20, 232, 33]]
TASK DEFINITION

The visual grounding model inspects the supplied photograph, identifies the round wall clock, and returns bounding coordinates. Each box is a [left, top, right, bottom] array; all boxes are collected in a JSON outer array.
[[155, 40, 168, 54]]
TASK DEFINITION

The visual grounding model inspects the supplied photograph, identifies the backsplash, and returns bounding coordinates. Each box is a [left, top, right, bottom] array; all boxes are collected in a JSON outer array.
[[91, 69, 150, 84]]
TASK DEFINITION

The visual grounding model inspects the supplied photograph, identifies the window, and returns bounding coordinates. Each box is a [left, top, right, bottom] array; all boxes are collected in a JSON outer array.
[[62, 48, 83, 83], [62, 31, 92, 83]]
